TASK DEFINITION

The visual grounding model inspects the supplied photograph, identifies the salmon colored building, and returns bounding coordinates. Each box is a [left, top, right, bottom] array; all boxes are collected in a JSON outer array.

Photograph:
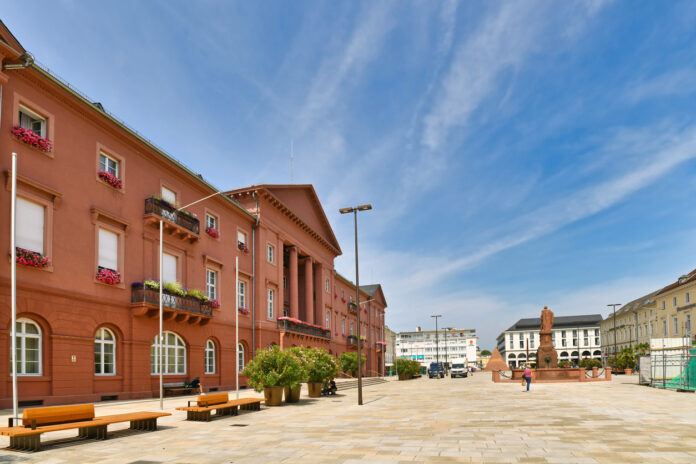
[[0, 22, 386, 408]]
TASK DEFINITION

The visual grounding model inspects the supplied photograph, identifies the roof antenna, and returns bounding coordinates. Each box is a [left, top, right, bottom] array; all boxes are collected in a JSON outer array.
[[290, 139, 294, 184]]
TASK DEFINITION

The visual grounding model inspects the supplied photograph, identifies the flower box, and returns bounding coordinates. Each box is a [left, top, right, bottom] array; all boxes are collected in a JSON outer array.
[[97, 170, 122, 189], [239, 307, 250, 315], [207, 299, 220, 309], [238, 242, 249, 253], [205, 226, 219, 238], [341, 297, 347, 303], [96, 266, 121, 285], [11, 126, 53, 152], [15, 247, 50, 268]]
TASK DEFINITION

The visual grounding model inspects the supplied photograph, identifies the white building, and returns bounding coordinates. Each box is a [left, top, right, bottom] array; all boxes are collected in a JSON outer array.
[[496, 315, 603, 368], [396, 327, 478, 367]]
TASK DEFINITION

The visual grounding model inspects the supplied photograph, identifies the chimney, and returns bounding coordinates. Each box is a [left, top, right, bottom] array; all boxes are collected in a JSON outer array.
[[416, 326, 421, 332]]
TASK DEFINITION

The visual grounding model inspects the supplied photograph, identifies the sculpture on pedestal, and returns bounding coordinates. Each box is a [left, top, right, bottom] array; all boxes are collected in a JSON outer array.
[[536, 306, 558, 369]]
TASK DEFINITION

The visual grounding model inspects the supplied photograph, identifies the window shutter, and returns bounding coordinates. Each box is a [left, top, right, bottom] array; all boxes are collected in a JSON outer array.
[[161, 186, 176, 204], [163, 253, 177, 283], [98, 229, 119, 270], [16, 198, 45, 254]]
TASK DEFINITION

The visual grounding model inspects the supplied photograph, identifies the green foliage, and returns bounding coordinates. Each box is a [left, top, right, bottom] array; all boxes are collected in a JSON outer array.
[[290, 347, 338, 383], [186, 288, 210, 303], [339, 352, 366, 377], [480, 350, 492, 356], [634, 343, 650, 357], [164, 281, 186, 296], [616, 347, 636, 370], [579, 358, 602, 370], [144, 279, 160, 290], [395, 358, 421, 376], [241, 346, 303, 392], [557, 360, 573, 368]]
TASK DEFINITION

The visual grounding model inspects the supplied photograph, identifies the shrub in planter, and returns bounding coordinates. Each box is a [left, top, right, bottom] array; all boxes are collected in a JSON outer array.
[[339, 352, 365, 377], [557, 360, 573, 368], [96, 267, 121, 285], [98, 171, 123, 189], [11, 126, 53, 152], [292, 347, 338, 398], [15, 247, 50, 268], [395, 358, 421, 379], [242, 346, 302, 406], [579, 358, 602, 370]]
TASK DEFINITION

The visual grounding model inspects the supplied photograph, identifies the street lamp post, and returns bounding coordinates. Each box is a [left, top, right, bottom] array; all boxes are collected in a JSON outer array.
[[432, 315, 442, 364], [10, 153, 18, 422], [608, 303, 621, 361], [158, 190, 229, 409], [339, 204, 372, 406]]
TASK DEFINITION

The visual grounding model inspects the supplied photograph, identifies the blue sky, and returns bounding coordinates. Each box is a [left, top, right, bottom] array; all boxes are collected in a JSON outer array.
[[5, 1, 696, 349]]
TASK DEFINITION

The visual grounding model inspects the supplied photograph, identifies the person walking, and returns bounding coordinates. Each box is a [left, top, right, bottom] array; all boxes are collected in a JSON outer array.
[[523, 365, 532, 392]]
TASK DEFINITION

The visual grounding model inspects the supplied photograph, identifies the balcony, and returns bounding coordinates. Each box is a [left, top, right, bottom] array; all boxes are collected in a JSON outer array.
[[348, 302, 358, 313], [277, 317, 331, 340], [375, 341, 387, 352], [347, 335, 365, 349], [143, 197, 200, 242], [131, 284, 212, 325]]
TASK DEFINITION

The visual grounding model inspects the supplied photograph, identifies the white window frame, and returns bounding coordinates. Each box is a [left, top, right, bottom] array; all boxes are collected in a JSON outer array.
[[673, 296, 678, 307], [16, 197, 45, 255], [325, 310, 330, 329], [18, 105, 46, 137], [686, 292, 691, 304], [325, 279, 329, 292], [238, 230, 247, 246], [267, 289, 274, 319], [205, 339, 216, 374], [266, 244, 275, 263], [238, 344, 245, 373], [151, 331, 186, 375], [13, 318, 42, 376], [99, 152, 120, 178], [205, 213, 217, 231], [342, 319, 346, 335], [673, 317, 679, 335], [238, 281, 247, 309], [95, 328, 116, 376], [98, 227, 119, 271], [206, 269, 217, 301]]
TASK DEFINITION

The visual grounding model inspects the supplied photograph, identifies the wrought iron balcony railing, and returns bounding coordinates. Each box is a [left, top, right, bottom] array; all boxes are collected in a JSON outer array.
[[131, 284, 213, 317], [144, 197, 200, 235], [277, 317, 331, 340]]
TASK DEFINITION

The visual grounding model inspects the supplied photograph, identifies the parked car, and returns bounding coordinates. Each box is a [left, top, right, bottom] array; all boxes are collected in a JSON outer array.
[[428, 362, 445, 378], [450, 358, 468, 378]]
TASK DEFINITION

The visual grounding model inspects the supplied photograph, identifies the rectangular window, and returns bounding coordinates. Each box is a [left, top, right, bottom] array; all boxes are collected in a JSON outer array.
[[267, 244, 274, 263], [326, 311, 330, 329], [325, 279, 329, 292], [662, 300, 666, 310], [687, 293, 691, 304], [686, 315, 692, 335], [161, 186, 177, 204], [673, 317, 679, 335], [342, 319, 346, 335], [283, 276, 287, 289], [663, 320, 667, 336], [206, 269, 217, 300], [162, 253, 177, 284], [16, 197, 45, 254], [205, 214, 217, 231], [98, 228, 118, 270], [267, 289, 274, 318], [238, 231, 247, 246], [238, 281, 247, 309], [99, 152, 119, 177], [19, 105, 46, 137], [350, 322, 354, 335], [673, 297, 678, 307], [509, 339, 514, 349]]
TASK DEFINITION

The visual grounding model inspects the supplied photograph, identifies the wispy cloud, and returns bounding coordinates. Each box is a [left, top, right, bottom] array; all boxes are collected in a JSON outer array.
[[625, 68, 696, 103]]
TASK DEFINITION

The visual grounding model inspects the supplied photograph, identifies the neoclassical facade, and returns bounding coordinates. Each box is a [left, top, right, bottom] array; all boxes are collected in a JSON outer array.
[[0, 22, 387, 407]]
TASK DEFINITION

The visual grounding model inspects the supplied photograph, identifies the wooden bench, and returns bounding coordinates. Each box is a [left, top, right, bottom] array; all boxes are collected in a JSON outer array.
[[175, 393, 263, 422], [163, 382, 195, 397], [0, 404, 170, 451]]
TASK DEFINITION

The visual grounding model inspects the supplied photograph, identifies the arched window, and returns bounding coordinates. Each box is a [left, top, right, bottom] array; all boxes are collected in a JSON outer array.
[[205, 339, 216, 374], [14, 319, 41, 375], [95, 328, 116, 375], [560, 351, 569, 358], [238, 344, 245, 373], [151, 332, 186, 375]]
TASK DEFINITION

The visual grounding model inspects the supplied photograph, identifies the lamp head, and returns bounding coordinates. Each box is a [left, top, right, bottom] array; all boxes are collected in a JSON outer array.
[[339, 207, 354, 214], [357, 204, 372, 211]]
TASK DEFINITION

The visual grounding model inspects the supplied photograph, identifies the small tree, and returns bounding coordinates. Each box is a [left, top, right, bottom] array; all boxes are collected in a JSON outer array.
[[242, 345, 303, 392], [480, 349, 492, 356], [294, 347, 338, 383], [579, 358, 602, 370], [339, 352, 366, 377]]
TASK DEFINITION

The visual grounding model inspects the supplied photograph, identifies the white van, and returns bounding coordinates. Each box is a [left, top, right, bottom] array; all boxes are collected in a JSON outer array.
[[450, 358, 468, 378]]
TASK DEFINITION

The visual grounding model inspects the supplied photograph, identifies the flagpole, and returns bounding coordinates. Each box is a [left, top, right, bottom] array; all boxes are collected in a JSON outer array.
[[159, 219, 163, 410], [10, 153, 18, 422], [235, 256, 239, 400]]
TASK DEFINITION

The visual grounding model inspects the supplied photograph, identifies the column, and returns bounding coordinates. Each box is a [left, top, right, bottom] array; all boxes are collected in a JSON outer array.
[[304, 257, 314, 324], [289, 246, 299, 319], [277, 239, 285, 317], [314, 261, 324, 327]]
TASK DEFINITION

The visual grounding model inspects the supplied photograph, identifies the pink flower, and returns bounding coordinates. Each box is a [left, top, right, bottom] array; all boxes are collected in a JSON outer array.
[[11, 126, 53, 152], [98, 171, 123, 189], [15, 247, 50, 268], [206, 227, 219, 238]]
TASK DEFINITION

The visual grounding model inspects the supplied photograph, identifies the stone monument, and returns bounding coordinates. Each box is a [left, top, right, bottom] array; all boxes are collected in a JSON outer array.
[[536, 306, 558, 369]]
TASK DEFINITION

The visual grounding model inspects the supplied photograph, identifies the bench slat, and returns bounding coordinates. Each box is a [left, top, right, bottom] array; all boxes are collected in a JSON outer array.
[[22, 404, 95, 427]]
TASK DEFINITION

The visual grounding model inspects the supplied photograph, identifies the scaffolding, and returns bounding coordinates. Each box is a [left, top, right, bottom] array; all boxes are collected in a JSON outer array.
[[650, 337, 696, 391]]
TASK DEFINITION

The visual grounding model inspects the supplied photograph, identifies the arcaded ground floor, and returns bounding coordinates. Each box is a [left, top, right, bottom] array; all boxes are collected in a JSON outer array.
[[0, 372, 695, 463]]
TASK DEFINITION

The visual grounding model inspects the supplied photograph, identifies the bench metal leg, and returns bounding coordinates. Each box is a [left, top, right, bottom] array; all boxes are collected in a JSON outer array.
[[79, 425, 108, 440], [186, 410, 211, 422], [9, 435, 41, 451], [130, 418, 158, 430]]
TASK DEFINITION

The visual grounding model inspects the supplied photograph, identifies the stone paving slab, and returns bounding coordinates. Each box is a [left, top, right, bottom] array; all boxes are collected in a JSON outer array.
[[0, 373, 694, 463]]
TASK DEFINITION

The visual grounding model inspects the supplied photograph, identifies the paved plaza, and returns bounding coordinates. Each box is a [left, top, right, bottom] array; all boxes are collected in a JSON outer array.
[[0, 373, 695, 463]]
